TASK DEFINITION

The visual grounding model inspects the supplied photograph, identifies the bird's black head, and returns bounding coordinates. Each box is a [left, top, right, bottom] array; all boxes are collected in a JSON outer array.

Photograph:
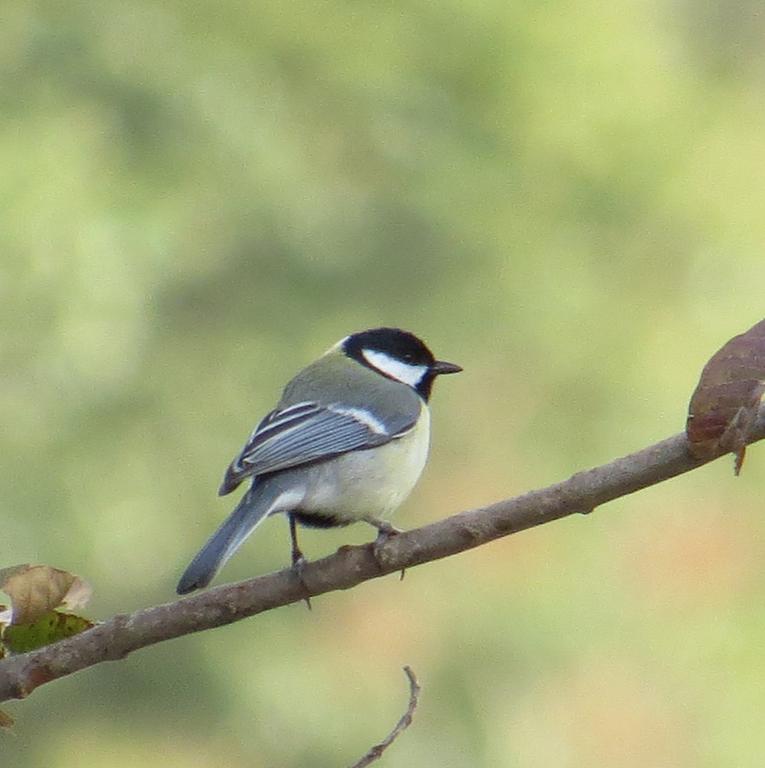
[[342, 327, 462, 400]]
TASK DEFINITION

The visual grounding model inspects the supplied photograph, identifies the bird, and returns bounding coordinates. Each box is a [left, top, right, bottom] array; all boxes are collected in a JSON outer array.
[[176, 327, 461, 594]]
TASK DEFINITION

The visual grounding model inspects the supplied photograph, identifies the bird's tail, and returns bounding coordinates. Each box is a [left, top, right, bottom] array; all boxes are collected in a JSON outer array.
[[176, 481, 286, 594]]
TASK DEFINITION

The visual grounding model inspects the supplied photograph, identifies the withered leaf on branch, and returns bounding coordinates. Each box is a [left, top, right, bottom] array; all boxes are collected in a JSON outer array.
[[686, 318, 765, 474], [0, 565, 91, 626], [0, 565, 94, 655]]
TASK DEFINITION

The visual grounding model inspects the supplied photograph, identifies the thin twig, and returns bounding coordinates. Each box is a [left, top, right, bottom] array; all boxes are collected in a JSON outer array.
[[0, 417, 763, 704], [348, 666, 421, 768]]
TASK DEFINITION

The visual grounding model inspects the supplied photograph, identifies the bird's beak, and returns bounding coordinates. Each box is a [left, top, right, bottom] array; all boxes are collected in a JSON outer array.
[[431, 360, 463, 376]]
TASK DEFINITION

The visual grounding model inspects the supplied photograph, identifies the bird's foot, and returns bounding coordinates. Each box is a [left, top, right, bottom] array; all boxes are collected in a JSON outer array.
[[290, 549, 312, 611], [371, 521, 405, 578]]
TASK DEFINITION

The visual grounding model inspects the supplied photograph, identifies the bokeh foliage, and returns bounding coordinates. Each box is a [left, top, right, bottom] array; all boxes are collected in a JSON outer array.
[[3, 1, 765, 765]]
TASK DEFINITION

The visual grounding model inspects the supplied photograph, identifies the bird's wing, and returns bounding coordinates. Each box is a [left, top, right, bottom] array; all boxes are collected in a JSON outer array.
[[218, 400, 417, 495]]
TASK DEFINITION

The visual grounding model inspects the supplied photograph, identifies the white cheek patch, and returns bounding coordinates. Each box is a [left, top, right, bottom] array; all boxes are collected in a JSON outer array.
[[362, 349, 428, 388]]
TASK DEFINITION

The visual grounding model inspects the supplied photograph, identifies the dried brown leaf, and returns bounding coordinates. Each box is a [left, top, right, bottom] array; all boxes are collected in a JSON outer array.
[[0, 565, 91, 626], [686, 319, 765, 473]]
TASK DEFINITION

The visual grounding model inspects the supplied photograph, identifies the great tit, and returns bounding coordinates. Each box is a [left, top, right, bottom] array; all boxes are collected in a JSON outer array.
[[176, 327, 461, 594]]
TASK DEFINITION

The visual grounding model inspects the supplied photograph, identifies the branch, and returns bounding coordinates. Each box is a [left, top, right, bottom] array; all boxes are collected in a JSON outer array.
[[348, 666, 421, 768], [1, 419, 763, 704]]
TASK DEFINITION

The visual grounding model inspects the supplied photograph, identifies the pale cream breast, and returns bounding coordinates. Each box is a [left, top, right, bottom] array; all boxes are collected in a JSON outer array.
[[300, 404, 431, 521]]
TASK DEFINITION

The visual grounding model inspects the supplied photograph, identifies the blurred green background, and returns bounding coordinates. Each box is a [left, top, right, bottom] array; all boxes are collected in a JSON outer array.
[[3, 0, 765, 765]]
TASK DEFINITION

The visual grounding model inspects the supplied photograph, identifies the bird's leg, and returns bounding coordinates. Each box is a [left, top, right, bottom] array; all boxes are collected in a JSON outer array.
[[366, 517, 406, 580], [288, 513, 312, 610], [289, 512, 306, 566]]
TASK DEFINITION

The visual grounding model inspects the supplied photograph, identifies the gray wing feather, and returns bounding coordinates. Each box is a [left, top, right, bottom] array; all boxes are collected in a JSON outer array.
[[218, 400, 417, 494], [243, 409, 382, 470]]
